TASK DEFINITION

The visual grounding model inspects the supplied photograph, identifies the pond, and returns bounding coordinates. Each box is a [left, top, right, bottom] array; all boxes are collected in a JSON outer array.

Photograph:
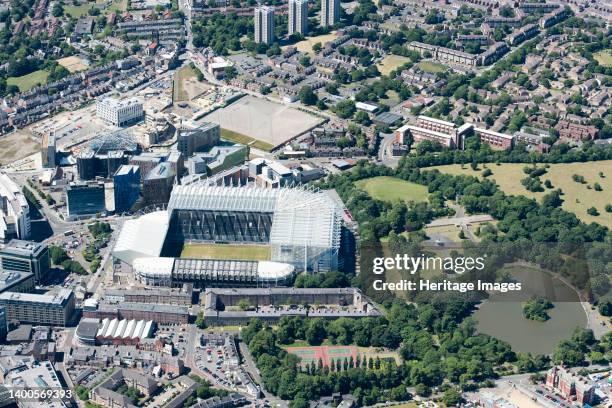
[[473, 266, 588, 356]]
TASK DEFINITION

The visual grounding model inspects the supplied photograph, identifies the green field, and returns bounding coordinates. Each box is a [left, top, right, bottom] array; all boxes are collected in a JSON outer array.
[[430, 161, 612, 228], [376, 55, 412, 75], [181, 243, 271, 261], [64, 0, 126, 17], [355, 176, 429, 203], [7, 70, 49, 91], [594, 50, 612, 67], [417, 60, 447, 73], [221, 128, 274, 152]]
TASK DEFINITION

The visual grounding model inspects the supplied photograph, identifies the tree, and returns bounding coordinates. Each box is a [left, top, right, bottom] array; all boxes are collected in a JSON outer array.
[[225, 66, 237, 80], [442, 388, 463, 406], [50, 246, 69, 265], [298, 86, 318, 105], [331, 100, 356, 119], [312, 42, 322, 53], [195, 311, 206, 329], [305, 318, 326, 345], [587, 207, 599, 216], [238, 299, 251, 311], [354, 110, 371, 126]]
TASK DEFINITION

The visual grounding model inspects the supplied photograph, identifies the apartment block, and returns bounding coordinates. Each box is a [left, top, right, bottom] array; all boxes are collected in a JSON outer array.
[[288, 0, 308, 35], [546, 366, 595, 407], [254, 6, 275, 44], [474, 127, 514, 150], [321, 0, 340, 27], [0, 289, 75, 326]]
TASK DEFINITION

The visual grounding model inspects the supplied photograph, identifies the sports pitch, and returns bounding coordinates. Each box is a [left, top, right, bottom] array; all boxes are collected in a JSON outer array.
[[203, 95, 324, 151], [286, 345, 401, 367], [180, 243, 271, 261], [355, 176, 429, 203]]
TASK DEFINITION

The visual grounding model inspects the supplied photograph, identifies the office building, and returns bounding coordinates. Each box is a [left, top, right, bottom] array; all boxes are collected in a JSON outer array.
[[176, 122, 220, 157], [0, 240, 50, 284], [66, 182, 106, 220], [143, 162, 175, 205], [0, 173, 30, 242], [187, 145, 248, 176], [0, 306, 6, 341], [248, 158, 294, 187], [76, 149, 128, 180], [254, 6, 275, 44], [129, 153, 164, 182], [321, 0, 339, 27], [96, 97, 144, 127], [0, 289, 75, 326], [288, 0, 308, 36], [113, 165, 141, 213]]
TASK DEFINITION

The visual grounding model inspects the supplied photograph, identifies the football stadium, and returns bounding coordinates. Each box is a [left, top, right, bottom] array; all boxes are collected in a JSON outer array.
[[112, 184, 343, 287]]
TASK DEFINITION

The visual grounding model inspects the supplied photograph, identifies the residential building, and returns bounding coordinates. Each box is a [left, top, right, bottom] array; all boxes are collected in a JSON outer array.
[[0, 173, 30, 242], [66, 182, 106, 220], [254, 6, 275, 44], [555, 120, 598, 141], [143, 162, 175, 205], [321, 0, 339, 27], [177, 122, 220, 157], [91, 369, 158, 408], [474, 127, 514, 150], [546, 366, 595, 407], [83, 301, 189, 324], [288, 0, 308, 36], [113, 165, 141, 213], [0, 289, 75, 326], [0, 240, 49, 283], [96, 97, 144, 127]]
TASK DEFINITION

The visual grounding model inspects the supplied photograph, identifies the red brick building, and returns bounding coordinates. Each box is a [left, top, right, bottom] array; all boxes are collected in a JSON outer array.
[[555, 120, 599, 141], [546, 366, 595, 406]]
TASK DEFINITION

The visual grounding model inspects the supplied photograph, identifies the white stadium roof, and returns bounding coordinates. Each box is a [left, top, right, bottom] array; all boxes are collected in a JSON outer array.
[[257, 261, 296, 280], [113, 211, 169, 265], [169, 184, 342, 251]]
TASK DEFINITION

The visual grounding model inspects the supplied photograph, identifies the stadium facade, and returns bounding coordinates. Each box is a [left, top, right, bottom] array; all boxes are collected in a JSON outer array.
[[112, 184, 343, 287]]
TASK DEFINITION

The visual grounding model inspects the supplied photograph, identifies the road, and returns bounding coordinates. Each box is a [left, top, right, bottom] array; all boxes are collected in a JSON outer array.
[[378, 132, 399, 168]]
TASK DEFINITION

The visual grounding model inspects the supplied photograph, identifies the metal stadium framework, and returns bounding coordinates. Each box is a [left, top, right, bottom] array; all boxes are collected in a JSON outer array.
[[112, 183, 344, 288], [167, 183, 343, 272]]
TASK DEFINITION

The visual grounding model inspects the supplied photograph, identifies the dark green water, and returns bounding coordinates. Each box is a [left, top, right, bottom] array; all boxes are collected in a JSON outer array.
[[474, 266, 587, 355]]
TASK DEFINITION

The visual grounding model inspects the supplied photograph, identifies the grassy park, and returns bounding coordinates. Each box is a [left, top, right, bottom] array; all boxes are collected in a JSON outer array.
[[430, 161, 612, 228], [355, 176, 429, 203], [594, 50, 612, 67], [290, 33, 338, 55], [7, 70, 49, 91], [376, 55, 412, 75], [181, 243, 271, 261], [417, 60, 447, 73]]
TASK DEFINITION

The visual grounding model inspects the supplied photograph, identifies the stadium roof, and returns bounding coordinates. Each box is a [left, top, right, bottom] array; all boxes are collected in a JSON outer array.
[[168, 184, 342, 250], [113, 211, 169, 265]]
